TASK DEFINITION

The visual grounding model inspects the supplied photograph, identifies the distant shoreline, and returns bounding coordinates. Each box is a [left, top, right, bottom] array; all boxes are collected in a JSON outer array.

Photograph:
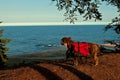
[[0, 22, 109, 26]]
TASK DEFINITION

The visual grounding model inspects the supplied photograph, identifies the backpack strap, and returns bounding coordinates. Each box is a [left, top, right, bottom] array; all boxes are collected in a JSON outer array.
[[78, 42, 80, 53]]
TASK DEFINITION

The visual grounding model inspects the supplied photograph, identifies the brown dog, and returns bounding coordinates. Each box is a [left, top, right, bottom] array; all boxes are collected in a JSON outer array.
[[61, 37, 100, 66]]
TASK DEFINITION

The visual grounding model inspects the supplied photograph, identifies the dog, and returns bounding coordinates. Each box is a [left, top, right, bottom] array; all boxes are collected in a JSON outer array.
[[61, 37, 100, 66]]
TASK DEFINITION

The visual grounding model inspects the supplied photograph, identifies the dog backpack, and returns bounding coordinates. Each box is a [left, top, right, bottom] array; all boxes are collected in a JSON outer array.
[[72, 42, 89, 56]]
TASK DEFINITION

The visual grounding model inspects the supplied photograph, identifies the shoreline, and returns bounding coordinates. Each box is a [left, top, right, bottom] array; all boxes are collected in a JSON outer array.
[[9, 47, 67, 58], [6, 48, 67, 66], [5, 47, 119, 67]]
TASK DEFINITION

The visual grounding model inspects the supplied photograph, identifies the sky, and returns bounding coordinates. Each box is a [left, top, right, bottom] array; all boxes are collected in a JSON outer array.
[[0, 0, 119, 25]]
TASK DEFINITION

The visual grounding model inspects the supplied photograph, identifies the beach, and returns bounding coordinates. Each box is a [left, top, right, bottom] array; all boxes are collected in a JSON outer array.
[[0, 48, 120, 80]]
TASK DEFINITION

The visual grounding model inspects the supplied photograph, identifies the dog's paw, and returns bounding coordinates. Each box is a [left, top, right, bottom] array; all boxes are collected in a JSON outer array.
[[94, 64, 98, 66]]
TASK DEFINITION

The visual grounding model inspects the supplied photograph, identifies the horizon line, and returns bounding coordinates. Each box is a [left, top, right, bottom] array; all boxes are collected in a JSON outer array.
[[0, 22, 110, 26]]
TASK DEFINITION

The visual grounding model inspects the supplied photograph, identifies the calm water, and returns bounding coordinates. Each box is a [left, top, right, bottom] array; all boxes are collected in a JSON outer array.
[[0, 25, 117, 55]]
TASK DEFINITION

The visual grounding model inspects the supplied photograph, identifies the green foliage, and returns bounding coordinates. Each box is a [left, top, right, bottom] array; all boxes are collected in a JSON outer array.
[[104, 17, 120, 51], [0, 29, 3, 37], [102, 0, 120, 11], [105, 17, 120, 34], [102, 0, 120, 36], [52, 0, 120, 23], [0, 29, 11, 66], [52, 0, 103, 23]]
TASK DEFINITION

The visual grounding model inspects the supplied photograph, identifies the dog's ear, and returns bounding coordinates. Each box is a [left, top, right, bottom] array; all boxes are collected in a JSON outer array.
[[61, 37, 72, 42]]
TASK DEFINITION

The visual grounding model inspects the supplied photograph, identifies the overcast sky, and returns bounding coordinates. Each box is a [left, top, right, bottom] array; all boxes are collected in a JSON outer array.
[[0, 0, 119, 25]]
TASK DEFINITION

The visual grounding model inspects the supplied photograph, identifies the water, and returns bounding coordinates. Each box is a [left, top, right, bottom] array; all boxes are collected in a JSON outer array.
[[0, 25, 117, 55]]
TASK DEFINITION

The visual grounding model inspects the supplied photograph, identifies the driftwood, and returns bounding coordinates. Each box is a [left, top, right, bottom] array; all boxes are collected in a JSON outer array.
[[100, 43, 120, 52], [101, 43, 116, 47]]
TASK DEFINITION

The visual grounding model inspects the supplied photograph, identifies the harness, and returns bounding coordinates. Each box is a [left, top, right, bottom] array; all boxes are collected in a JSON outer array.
[[72, 42, 89, 56]]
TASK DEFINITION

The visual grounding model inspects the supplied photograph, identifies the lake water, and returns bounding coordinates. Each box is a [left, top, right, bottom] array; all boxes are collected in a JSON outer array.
[[0, 25, 117, 55]]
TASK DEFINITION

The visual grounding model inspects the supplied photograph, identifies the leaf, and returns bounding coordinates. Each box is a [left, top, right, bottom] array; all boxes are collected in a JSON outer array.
[[0, 30, 3, 37]]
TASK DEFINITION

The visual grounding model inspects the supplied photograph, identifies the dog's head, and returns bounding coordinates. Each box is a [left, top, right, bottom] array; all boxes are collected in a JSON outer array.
[[61, 37, 73, 47]]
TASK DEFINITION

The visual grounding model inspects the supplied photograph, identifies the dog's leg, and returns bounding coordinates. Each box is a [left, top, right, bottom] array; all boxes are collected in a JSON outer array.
[[74, 57, 78, 66], [94, 53, 99, 66], [66, 49, 70, 60], [74, 53, 79, 66], [79, 56, 82, 64], [90, 44, 99, 66], [84, 56, 88, 64]]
